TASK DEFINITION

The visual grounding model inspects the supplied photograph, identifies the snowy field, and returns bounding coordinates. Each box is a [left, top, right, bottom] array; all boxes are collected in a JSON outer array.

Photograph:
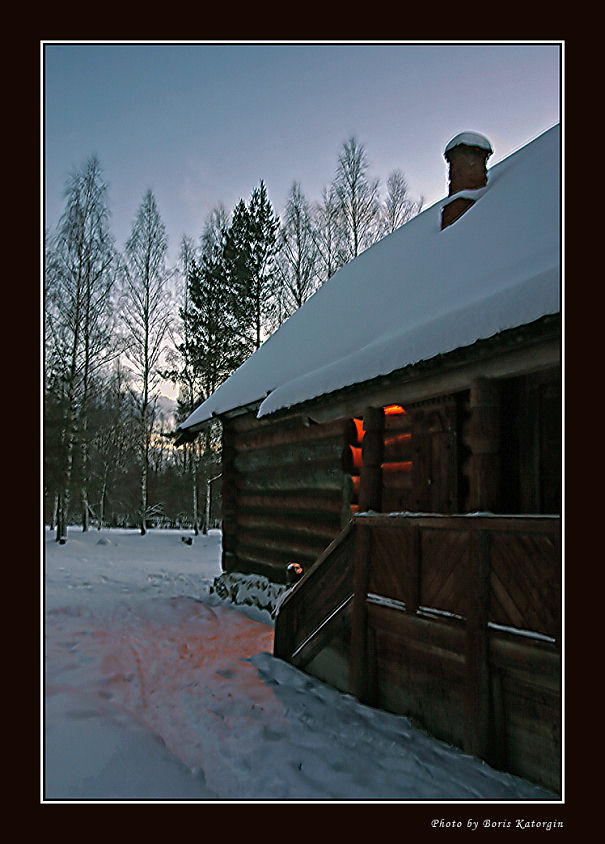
[[43, 526, 558, 803]]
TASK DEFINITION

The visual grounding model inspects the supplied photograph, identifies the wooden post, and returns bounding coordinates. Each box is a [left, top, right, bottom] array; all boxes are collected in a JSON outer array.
[[469, 378, 501, 511], [348, 523, 372, 701], [405, 523, 421, 614], [464, 529, 492, 760], [358, 407, 384, 513], [220, 421, 238, 573]]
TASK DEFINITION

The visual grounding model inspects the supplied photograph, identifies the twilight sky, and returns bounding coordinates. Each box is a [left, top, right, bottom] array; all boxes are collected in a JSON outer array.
[[43, 41, 561, 266]]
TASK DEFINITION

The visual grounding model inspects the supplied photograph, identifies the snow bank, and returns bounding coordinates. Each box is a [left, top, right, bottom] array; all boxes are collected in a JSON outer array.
[[44, 527, 558, 801], [209, 571, 288, 621]]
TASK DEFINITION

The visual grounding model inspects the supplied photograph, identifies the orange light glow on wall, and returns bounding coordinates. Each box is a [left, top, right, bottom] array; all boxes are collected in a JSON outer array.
[[381, 461, 413, 473], [350, 446, 363, 469], [384, 433, 412, 447], [354, 418, 365, 442], [384, 404, 406, 416]]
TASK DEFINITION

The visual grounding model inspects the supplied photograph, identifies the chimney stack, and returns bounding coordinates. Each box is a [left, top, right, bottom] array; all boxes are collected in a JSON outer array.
[[441, 132, 493, 229]]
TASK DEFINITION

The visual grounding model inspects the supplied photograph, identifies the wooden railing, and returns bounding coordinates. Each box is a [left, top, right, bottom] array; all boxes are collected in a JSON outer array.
[[273, 522, 356, 667], [273, 512, 561, 793]]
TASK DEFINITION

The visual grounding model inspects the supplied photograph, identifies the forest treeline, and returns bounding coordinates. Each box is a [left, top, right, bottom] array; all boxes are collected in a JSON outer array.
[[44, 136, 423, 541]]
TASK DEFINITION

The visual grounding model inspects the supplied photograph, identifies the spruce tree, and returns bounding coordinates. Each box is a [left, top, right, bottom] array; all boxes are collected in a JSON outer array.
[[224, 181, 279, 354]]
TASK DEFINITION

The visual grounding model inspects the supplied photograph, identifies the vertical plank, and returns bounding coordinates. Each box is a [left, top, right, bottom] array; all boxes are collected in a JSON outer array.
[[220, 419, 239, 573], [358, 407, 384, 513], [464, 529, 492, 760], [469, 378, 501, 511], [348, 523, 372, 701], [406, 523, 421, 614], [490, 667, 507, 770]]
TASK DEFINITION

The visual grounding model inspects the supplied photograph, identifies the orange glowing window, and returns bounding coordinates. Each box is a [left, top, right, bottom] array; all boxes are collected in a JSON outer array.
[[384, 404, 406, 416], [353, 418, 365, 442]]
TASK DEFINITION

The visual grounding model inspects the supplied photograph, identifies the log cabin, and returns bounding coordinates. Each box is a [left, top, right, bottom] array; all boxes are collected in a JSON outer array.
[[176, 124, 562, 793]]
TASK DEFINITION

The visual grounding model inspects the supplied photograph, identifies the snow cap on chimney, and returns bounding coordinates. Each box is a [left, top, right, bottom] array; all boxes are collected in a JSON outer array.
[[441, 131, 493, 229]]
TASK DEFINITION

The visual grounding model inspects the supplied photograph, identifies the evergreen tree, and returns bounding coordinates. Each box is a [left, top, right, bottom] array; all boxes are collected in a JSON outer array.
[[224, 181, 279, 354]]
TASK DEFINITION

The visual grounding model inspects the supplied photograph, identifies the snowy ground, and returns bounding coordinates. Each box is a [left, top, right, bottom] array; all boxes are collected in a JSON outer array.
[[43, 526, 558, 803]]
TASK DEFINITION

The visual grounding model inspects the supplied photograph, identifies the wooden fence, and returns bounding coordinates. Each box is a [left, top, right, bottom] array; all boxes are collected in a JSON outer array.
[[274, 512, 561, 794]]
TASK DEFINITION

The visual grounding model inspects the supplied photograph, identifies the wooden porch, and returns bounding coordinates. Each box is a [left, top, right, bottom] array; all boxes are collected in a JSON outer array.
[[273, 512, 561, 794]]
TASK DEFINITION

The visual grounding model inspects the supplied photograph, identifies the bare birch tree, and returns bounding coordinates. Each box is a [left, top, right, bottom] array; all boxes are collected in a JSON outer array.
[[275, 182, 320, 320], [312, 185, 346, 284], [380, 169, 424, 235], [45, 156, 116, 540], [332, 136, 381, 261], [121, 190, 171, 535]]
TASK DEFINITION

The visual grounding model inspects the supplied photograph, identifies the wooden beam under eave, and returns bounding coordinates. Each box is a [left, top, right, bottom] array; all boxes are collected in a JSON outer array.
[[305, 334, 560, 426]]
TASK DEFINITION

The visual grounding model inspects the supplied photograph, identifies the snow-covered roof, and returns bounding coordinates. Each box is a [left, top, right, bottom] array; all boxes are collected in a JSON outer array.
[[179, 124, 560, 433]]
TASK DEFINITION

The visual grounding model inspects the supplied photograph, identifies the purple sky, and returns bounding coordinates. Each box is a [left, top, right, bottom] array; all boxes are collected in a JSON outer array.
[[44, 41, 561, 266]]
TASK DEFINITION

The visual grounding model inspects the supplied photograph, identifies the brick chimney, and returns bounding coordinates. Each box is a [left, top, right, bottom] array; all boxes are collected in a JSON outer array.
[[441, 132, 493, 229]]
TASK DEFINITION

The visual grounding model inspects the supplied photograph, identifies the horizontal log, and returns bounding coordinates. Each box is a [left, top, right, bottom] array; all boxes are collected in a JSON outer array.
[[236, 530, 332, 562], [383, 433, 413, 462], [488, 631, 560, 679], [228, 552, 292, 583], [383, 413, 412, 434], [234, 435, 344, 474], [236, 464, 347, 493], [235, 510, 340, 541], [236, 541, 320, 568], [368, 600, 466, 649], [355, 513, 559, 536], [233, 415, 347, 448], [229, 407, 300, 434], [236, 491, 344, 515], [381, 460, 413, 474]]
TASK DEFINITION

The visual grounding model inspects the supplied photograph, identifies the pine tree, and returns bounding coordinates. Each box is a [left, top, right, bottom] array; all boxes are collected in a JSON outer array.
[[224, 181, 279, 354]]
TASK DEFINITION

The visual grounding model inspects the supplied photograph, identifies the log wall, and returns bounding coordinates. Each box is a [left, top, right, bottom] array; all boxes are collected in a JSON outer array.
[[221, 411, 352, 582]]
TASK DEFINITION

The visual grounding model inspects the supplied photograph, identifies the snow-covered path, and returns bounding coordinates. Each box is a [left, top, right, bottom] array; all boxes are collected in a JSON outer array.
[[43, 527, 557, 802]]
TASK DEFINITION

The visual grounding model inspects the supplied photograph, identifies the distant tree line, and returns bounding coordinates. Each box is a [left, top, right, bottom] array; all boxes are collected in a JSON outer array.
[[44, 136, 423, 540]]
